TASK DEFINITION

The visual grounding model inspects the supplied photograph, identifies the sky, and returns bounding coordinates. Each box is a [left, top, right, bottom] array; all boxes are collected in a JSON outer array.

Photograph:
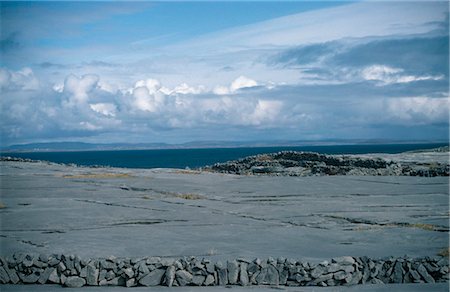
[[0, 1, 449, 146]]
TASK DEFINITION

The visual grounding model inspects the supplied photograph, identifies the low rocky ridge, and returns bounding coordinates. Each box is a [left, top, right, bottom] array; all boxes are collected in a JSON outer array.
[[0, 254, 448, 287], [205, 150, 449, 176]]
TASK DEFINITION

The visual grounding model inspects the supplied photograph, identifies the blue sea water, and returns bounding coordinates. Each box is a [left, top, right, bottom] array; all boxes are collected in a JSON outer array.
[[2, 143, 448, 169]]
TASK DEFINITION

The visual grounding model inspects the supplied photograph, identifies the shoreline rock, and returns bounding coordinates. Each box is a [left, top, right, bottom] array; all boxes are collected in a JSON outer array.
[[204, 150, 449, 177]]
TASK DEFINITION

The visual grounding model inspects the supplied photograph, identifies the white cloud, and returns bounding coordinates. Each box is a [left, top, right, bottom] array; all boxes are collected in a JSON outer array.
[[385, 97, 449, 124], [214, 76, 259, 95], [63, 74, 99, 106], [361, 65, 443, 85], [90, 103, 117, 117], [245, 100, 283, 126], [230, 76, 258, 91], [172, 83, 206, 95], [0, 67, 39, 91]]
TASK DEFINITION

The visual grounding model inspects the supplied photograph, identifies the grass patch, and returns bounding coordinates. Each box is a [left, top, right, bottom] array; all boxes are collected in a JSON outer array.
[[256, 154, 274, 162], [141, 195, 152, 200], [438, 247, 450, 257], [0, 202, 6, 209], [175, 193, 205, 200], [408, 223, 438, 231], [63, 173, 131, 179], [174, 169, 202, 174]]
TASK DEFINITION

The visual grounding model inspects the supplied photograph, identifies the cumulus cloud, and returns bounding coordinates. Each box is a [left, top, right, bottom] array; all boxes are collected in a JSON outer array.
[[62, 74, 99, 106]]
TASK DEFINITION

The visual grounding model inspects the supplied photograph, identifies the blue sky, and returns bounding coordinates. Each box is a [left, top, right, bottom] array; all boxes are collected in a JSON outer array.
[[0, 1, 448, 145]]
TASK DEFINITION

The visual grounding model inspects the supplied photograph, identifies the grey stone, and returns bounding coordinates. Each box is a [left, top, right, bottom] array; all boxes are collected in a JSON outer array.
[[347, 271, 362, 285], [64, 257, 74, 271], [332, 256, 355, 265], [165, 266, 175, 287], [342, 265, 354, 273], [278, 265, 288, 285], [437, 257, 449, 267], [137, 263, 149, 278], [65, 276, 86, 288], [311, 265, 327, 278], [309, 273, 333, 285], [106, 276, 125, 286], [5, 267, 20, 284], [240, 263, 249, 286], [227, 260, 239, 284], [327, 263, 341, 273], [176, 270, 193, 286], [105, 270, 115, 280], [326, 279, 337, 286], [333, 270, 347, 281], [80, 267, 87, 278], [217, 267, 228, 285], [23, 271, 40, 283], [247, 262, 259, 274], [48, 268, 60, 284], [122, 267, 134, 278], [192, 275, 205, 286], [139, 268, 165, 286], [417, 264, 435, 283], [206, 262, 215, 274], [237, 258, 251, 264], [37, 267, 54, 284], [204, 274, 215, 286], [126, 278, 136, 287], [22, 255, 33, 267], [370, 278, 385, 284], [392, 261, 404, 283], [99, 279, 108, 286], [0, 267, 10, 283], [255, 266, 267, 284], [146, 257, 161, 265], [295, 274, 310, 283], [60, 274, 67, 285], [48, 257, 60, 267], [57, 261, 66, 272], [266, 265, 279, 285], [86, 265, 99, 285]]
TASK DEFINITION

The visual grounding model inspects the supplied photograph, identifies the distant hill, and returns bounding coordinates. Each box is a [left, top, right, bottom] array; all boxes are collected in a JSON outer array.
[[1, 139, 447, 152]]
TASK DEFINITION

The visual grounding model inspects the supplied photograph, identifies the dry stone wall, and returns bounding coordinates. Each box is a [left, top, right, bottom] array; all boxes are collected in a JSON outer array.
[[0, 254, 448, 288]]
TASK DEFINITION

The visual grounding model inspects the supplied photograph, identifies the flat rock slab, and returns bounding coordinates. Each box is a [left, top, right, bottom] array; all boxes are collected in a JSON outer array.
[[0, 161, 448, 263]]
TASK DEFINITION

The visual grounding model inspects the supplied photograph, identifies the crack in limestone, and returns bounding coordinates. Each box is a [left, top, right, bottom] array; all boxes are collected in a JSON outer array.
[[0, 234, 46, 247], [74, 199, 168, 212], [323, 215, 449, 232]]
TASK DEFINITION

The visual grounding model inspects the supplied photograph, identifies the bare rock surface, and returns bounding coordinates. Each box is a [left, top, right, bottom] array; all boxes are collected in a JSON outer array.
[[0, 150, 448, 290]]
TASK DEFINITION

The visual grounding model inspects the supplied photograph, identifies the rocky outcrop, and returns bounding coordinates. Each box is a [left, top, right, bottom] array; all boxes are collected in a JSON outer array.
[[0, 254, 448, 287], [205, 151, 449, 177]]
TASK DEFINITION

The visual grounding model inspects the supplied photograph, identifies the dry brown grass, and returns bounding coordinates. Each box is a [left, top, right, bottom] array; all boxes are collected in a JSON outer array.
[[62, 173, 131, 179], [175, 193, 205, 200], [408, 223, 437, 231], [437, 247, 450, 257], [256, 154, 274, 162], [174, 169, 202, 175]]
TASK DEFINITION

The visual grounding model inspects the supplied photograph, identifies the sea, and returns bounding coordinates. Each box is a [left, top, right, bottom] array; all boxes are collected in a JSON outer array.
[[2, 143, 448, 169]]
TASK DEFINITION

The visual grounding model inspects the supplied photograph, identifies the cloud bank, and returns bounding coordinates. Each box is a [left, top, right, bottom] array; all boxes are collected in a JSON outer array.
[[0, 1, 448, 145]]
